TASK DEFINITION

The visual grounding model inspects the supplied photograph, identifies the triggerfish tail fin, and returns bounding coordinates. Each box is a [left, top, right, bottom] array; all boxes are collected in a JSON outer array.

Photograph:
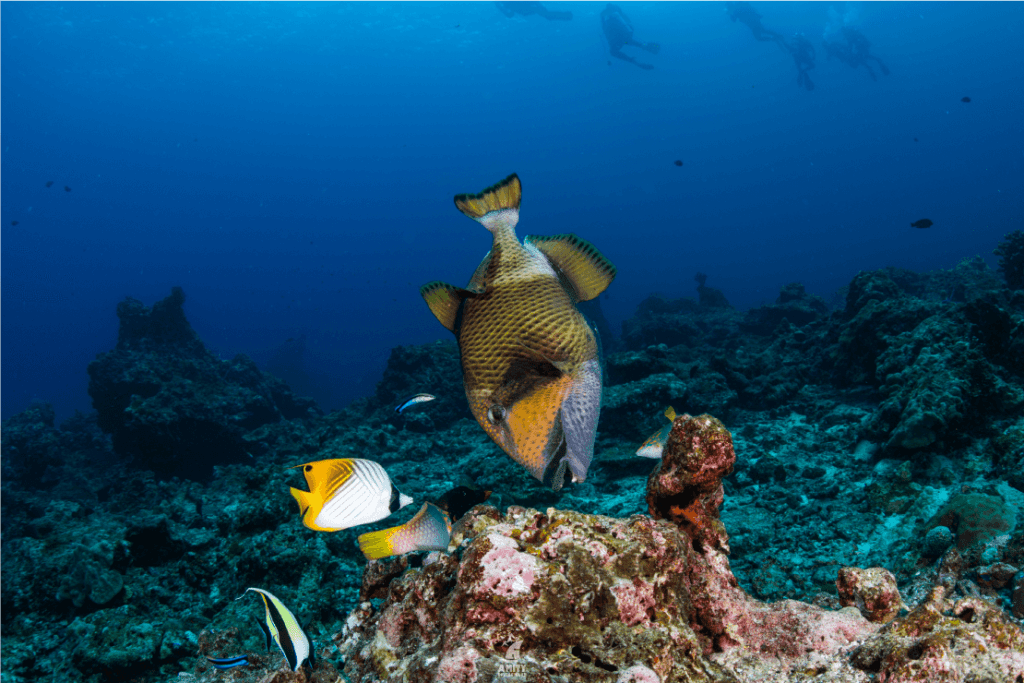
[[420, 282, 475, 332], [454, 173, 521, 219], [206, 655, 250, 670], [559, 359, 601, 486], [245, 588, 312, 673], [357, 503, 452, 561], [525, 234, 617, 302]]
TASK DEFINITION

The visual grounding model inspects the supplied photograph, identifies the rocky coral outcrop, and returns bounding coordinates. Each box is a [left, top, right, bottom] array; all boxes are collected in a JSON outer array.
[[87, 287, 321, 478]]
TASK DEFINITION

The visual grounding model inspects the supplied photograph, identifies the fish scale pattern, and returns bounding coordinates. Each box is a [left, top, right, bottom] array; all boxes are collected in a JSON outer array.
[[459, 260, 598, 479]]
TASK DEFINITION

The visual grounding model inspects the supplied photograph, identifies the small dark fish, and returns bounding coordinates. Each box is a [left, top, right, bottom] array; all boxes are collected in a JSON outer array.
[[45, 181, 54, 188], [64, 186, 71, 192], [961, 96, 971, 103], [11, 220, 18, 226], [910, 219, 934, 229], [913, 137, 919, 142], [673, 160, 683, 167], [206, 655, 249, 670], [395, 393, 436, 413], [434, 475, 492, 522]]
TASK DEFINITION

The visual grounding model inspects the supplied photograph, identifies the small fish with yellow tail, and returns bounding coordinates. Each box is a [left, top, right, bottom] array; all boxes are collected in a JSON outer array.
[[421, 173, 615, 490], [243, 588, 315, 673], [636, 406, 680, 459], [358, 502, 452, 560], [288, 458, 413, 532]]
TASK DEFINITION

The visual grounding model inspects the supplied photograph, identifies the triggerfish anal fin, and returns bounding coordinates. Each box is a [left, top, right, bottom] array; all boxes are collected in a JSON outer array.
[[288, 458, 412, 532], [357, 502, 452, 561], [244, 588, 314, 673], [420, 282, 475, 333], [454, 173, 521, 219], [206, 655, 249, 670], [526, 234, 617, 302]]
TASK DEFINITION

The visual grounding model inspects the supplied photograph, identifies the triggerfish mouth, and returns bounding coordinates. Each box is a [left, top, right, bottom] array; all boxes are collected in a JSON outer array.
[[244, 588, 314, 673], [421, 173, 615, 490]]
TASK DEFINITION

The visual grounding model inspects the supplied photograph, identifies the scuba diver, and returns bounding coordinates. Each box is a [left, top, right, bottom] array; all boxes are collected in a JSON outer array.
[[785, 33, 816, 91], [600, 4, 659, 70], [494, 2, 572, 21], [725, 1, 783, 45], [823, 26, 890, 81]]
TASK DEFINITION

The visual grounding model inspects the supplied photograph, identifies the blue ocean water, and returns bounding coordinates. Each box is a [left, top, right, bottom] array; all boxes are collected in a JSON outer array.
[[3, 1, 1022, 422]]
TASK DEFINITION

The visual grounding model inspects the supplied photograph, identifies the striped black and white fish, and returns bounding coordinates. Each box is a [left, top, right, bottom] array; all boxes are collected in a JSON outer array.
[[245, 588, 314, 673], [289, 458, 413, 532]]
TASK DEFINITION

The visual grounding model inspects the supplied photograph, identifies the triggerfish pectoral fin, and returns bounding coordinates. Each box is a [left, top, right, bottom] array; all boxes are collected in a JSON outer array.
[[559, 359, 602, 485], [357, 502, 452, 561]]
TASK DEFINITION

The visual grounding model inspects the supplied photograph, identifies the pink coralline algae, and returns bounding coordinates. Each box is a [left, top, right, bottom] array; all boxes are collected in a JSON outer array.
[[836, 566, 904, 623], [331, 413, 1024, 683]]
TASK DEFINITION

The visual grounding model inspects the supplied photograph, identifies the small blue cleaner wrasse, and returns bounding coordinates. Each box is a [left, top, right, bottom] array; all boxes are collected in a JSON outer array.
[[289, 458, 413, 532], [205, 655, 249, 670], [636, 407, 678, 459], [420, 173, 615, 490], [244, 588, 314, 673], [357, 502, 452, 560], [395, 393, 436, 413]]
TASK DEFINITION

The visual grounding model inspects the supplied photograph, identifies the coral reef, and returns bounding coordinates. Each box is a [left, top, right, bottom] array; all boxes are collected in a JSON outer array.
[[87, 287, 321, 478], [3, 250, 1024, 683], [995, 229, 1024, 290]]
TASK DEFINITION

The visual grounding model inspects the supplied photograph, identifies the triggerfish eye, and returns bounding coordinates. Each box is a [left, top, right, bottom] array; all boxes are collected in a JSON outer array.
[[488, 405, 506, 423]]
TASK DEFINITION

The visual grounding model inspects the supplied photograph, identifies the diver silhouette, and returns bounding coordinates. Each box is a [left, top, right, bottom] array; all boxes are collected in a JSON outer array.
[[600, 4, 659, 70], [823, 26, 889, 81], [784, 33, 816, 91], [725, 1, 784, 45], [494, 2, 572, 21]]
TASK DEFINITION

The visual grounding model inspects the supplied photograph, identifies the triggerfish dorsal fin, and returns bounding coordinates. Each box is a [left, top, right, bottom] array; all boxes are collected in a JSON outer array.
[[245, 588, 312, 673], [420, 282, 475, 332], [454, 173, 521, 219], [357, 502, 452, 561], [525, 234, 617, 302]]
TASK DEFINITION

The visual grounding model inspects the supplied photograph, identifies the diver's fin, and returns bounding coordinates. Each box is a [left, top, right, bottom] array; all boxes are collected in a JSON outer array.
[[454, 173, 521, 219], [560, 359, 601, 485], [526, 234, 616, 301], [664, 406, 676, 422], [420, 282, 475, 332]]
